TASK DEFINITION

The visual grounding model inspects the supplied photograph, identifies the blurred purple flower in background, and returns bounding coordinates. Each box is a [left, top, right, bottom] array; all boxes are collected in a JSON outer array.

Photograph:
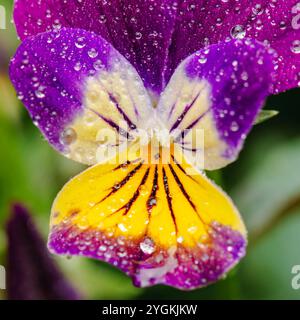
[[6, 203, 80, 300]]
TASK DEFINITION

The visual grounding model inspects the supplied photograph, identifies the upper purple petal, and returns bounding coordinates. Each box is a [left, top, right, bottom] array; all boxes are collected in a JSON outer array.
[[166, 0, 300, 94], [13, 0, 177, 94], [13, 0, 300, 94]]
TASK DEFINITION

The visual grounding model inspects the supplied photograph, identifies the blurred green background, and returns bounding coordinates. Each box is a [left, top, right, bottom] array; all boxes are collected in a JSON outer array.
[[1, 0, 300, 300]]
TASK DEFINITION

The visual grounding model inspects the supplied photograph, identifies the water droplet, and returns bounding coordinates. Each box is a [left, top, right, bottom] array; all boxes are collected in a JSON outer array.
[[99, 15, 107, 24], [99, 245, 107, 252], [230, 121, 239, 132], [60, 127, 77, 145], [198, 56, 207, 64], [52, 19, 61, 31], [139, 185, 149, 196], [118, 223, 128, 232], [148, 198, 157, 206], [230, 25, 246, 39], [188, 226, 198, 234], [35, 86, 46, 99], [252, 4, 264, 15], [17, 93, 24, 100], [177, 236, 184, 244], [77, 217, 89, 230], [88, 48, 98, 58], [93, 59, 103, 70], [74, 61, 82, 71], [291, 40, 300, 54], [113, 183, 121, 190], [75, 37, 86, 49], [135, 32, 142, 40], [279, 21, 286, 30], [140, 237, 155, 254]]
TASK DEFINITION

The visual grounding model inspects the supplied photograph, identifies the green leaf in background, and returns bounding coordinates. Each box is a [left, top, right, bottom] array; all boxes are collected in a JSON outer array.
[[240, 206, 300, 300], [57, 258, 141, 300], [255, 109, 279, 125], [231, 137, 300, 239]]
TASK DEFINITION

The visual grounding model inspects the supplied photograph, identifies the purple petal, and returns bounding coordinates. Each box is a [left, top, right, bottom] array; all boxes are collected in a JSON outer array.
[[9, 28, 152, 164], [13, 0, 177, 94], [157, 39, 275, 169], [6, 203, 80, 300], [14, 0, 300, 94], [165, 0, 300, 94], [49, 221, 246, 290]]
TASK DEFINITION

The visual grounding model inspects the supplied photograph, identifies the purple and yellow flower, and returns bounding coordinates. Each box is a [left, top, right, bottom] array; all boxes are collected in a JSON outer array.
[[9, 0, 300, 290]]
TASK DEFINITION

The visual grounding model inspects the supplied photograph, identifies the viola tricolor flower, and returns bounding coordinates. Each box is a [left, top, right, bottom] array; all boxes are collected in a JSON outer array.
[[9, 0, 300, 290]]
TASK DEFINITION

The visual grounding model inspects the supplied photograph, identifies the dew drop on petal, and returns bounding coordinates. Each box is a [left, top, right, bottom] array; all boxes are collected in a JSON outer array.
[[177, 236, 184, 244], [60, 128, 77, 145], [74, 62, 82, 71], [198, 56, 207, 64], [252, 4, 264, 15], [34, 85, 46, 99], [99, 14, 107, 24], [230, 25, 246, 39], [230, 121, 239, 132], [291, 40, 300, 54], [118, 223, 128, 232], [140, 237, 156, 254], [135, 32, 142, 40], [75, 37, 86, 49], [88, 48, 98, 58]]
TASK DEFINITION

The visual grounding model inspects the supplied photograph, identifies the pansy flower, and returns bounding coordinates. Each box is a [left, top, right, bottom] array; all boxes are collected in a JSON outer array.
[[9, 0, 300, 290]]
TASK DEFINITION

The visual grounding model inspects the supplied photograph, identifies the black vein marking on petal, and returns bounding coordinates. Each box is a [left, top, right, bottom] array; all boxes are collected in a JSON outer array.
[[67, 209, 81, 218], [162, 167, 178, 234], [167, 83, 187, 120], [173, 108, 210, 143], [120, 167, 151, 216], [168, 164, 196, 211], [87, 107, 133, 139], [168, 102, 176, 120], [109, 93, 137, 130], [147, 166, 159, 213], [171, 155, 198, 184], [170, 92, 201, 133], [99, 163, 143, 203], [113, 160, 131, 171], [112, 158, 142, 171], [185, 107, 210, 130], [169, 164, 208, 228], [181, 146, 201, 152]]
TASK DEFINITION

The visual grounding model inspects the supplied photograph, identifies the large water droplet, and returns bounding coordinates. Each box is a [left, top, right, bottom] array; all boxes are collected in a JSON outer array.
[[230, 121, 239, 132], [230, 25, 246, 39], [35, 86, 46, 99], [140, 237, 155, 254], [291, 40, 300, 54], [88, 48, 98, 58], [60, 127, 77, 145], [252, 4, 264, 15], [118, 223, 128, 232], [75, 37, 86, 49]]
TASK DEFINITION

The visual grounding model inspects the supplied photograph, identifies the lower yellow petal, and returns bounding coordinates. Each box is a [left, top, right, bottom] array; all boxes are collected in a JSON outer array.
[[49, 156, 246, 290]]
